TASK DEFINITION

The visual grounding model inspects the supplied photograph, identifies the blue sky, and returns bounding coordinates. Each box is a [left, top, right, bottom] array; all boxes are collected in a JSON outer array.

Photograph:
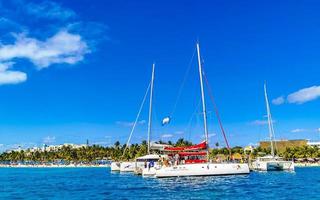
[[0, 0, 320, 151]]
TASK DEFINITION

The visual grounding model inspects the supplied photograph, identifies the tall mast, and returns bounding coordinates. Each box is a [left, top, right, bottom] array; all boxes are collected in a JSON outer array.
[[264, 82, 275, 157], [147, 63, 155, 154], [196, 43, 209, 149]]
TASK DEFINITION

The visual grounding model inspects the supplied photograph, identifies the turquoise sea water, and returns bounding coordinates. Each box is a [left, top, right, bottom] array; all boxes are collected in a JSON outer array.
[[0, 167, 319, 199]]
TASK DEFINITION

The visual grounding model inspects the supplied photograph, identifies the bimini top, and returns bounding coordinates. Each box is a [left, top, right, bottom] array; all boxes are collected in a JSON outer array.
[[164, 141, 207, 152], [135, 154, 161, 160]]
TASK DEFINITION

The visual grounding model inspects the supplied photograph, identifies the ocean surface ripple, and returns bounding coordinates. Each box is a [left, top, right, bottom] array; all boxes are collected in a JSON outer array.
[[0, 167, 319, 199]]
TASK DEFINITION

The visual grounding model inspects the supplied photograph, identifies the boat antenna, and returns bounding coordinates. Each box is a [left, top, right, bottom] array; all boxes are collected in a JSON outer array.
[[147, 63, 155, 154], [196, 42, 209, 159], [264, 82, 275, 157]]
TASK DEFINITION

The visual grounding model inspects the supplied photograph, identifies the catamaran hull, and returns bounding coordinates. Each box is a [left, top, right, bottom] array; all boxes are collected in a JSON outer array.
[[111, 162, 121, 171], [119, 162, 136, 172], [142, 167, 157, 177], [154, 163, 250, 178], [252, 161, 294, 171]]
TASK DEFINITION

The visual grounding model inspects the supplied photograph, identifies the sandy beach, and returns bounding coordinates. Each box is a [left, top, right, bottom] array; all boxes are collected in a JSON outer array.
[[294, 163, 320, 167]]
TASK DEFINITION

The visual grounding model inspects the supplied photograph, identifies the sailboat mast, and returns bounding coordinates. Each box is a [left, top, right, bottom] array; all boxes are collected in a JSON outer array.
[[196, 43, 209, 149], [264, 83, 275, 157], [147, 63, 155, 154]]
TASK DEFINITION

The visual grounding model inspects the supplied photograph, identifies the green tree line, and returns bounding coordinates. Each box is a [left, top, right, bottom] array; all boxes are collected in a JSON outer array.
[[0, 139, 319, 163], [0, 138, 194, 163]]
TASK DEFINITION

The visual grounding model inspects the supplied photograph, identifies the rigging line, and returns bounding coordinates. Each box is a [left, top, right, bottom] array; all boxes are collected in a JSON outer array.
[[202, 70, 231, 151], [184, 98, 202, 141], [170, 47, 197, 117], [122, 82, 151, 158]]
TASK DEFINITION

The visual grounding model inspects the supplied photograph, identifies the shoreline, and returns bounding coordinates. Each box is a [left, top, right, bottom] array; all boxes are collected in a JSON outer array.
[[0, 164, 110, 168], [294, 163, 320, 167], [1, 162, 319, 168]]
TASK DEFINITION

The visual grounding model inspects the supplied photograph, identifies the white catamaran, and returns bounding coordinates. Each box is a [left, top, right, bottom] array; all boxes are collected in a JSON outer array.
[[251, 83, 294, 171], [111, 64, 162, 173], [154, 42, 250, 178]]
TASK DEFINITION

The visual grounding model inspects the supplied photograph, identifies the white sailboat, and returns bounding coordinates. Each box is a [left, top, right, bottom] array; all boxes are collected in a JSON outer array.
[[111, 64, 154, 172], [137, 64, 162, 176], [154, 42, 250, 178], [117, 63, 161, 173], [251, 83, 294, 171]]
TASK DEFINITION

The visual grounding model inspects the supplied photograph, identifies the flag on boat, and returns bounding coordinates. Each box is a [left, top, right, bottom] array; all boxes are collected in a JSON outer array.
[[162, 117, 171, 126]]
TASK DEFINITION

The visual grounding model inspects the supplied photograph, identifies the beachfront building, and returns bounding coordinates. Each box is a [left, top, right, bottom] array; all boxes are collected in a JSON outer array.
[[6, 143, 88, 153], [244, 145, 255, 153], [307, 141, 320, 147], [44, 143, 88, 152]]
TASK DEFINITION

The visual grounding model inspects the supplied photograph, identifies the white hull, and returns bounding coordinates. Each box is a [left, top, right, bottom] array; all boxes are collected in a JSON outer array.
[[134, 154, 161, 175], [120, 161, 136, 172], [155, 163, 250, 178], [135, 162, 160, 175], [142, 167, 157, 177], [252, 160, 294, 171], [110, 162, 121, 171]]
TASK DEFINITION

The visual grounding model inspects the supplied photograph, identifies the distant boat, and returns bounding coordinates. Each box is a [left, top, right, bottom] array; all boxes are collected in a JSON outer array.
[[251, 83, 294, 171], [153, 42, 250, 178], [110, 162, 120, 171]]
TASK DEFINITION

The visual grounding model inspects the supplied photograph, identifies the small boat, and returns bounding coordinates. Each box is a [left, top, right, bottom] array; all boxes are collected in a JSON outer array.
[[251, 83, 294, 171], [110, 161, 121, 171], [120, 161, 135, 172], [154, 42, 250, 178], [252, 155, 294, 171]]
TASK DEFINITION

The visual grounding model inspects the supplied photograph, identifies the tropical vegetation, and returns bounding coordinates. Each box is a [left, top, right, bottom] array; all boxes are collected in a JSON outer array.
[[0, 139, 319, 164]]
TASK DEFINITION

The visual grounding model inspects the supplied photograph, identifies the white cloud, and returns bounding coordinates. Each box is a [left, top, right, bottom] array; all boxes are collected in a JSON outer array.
[[92, 141, 111, 146], [43, 136, 56, 144], [287, 86, 320, 104], [0, 62, 27, 85], [161, 134, 173, 138], [25, 1, 76, 20], [116, 120, 146, 127], [272, 96, 285, 105], [291, 128, 306, 133], [201, 133, 216, 139], [251, 119, 276, 126], [208, 133, 216, 138], [0, 30, 89, 69], [0, 0, 105, 86]]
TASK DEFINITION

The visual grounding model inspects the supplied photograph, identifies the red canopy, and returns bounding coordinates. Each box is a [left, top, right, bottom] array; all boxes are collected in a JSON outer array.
[[178, 151, 207, 156], [164, 141, 207, 152]]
